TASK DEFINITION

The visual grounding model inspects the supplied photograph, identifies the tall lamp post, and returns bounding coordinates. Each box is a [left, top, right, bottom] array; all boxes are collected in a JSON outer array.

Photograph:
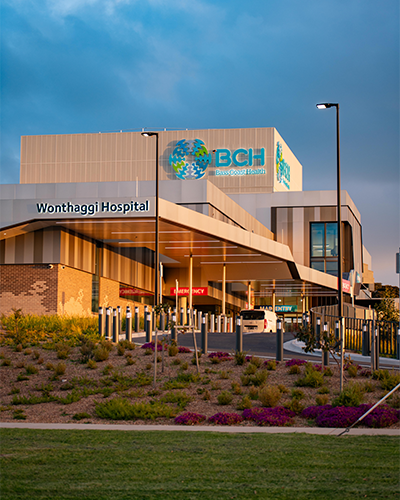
[[316, 103, 344, 391], [141, 132, 159, 313]]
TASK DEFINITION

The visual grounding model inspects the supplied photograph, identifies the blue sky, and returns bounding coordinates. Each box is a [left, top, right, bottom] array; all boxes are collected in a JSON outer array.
[[1, 0, 399, 286]]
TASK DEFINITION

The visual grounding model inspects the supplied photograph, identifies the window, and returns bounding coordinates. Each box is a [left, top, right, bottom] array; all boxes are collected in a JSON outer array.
[[310, 222, 338, 276]]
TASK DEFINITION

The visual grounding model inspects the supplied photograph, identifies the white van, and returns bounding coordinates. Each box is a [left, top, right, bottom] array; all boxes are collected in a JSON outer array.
[[240, 309, 277, 333]]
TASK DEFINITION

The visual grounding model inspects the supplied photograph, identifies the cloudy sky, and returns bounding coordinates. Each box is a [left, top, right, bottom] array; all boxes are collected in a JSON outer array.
[[1, 0, 399, 286]]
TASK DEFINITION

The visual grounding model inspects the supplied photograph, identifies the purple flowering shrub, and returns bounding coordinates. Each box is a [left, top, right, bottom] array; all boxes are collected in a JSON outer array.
[[243, 407, 295, 426], [174, 412, 206, 425], [178, 346, 191, 353], [208, 352, 233, 361], [208, 412, 243, 425], [285, 359, 307, 367], [140, 342, 165, 352], [302, 404, 400, 428]]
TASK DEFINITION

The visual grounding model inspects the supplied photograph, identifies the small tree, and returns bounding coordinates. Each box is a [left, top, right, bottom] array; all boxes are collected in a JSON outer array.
[[373, 286, 399, 322]]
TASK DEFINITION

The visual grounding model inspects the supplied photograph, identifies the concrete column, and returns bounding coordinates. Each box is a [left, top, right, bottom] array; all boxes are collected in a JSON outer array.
[[189, 255, 193, 311], [222, 265, 226, 315], [247, 282, 251, 309], [272, 291, 276, 313]]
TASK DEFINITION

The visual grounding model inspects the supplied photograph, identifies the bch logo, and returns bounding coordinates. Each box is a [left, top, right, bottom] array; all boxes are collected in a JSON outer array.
[[276, 141, 291, 190], [169, 139, 212, 180]]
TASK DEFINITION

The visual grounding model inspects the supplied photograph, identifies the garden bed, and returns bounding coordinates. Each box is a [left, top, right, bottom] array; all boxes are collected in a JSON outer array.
[[0, 337, 399, 428]]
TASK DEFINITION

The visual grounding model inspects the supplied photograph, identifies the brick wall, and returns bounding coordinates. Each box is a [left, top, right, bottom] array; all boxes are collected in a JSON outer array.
[[57, 266, 92, 316], [0, 264, 58, 316]]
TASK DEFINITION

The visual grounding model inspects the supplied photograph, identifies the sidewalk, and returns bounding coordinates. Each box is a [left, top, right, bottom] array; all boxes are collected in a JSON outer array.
[[1, 422, 398, 436], [284, 339, 400, 369]]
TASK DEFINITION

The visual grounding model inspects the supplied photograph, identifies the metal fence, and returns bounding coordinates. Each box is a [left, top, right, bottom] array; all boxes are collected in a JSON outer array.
[[311, 313, 398, 358]]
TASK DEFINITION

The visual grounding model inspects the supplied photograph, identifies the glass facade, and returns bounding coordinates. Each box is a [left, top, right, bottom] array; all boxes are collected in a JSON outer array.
[[310, 222, 338, 276]]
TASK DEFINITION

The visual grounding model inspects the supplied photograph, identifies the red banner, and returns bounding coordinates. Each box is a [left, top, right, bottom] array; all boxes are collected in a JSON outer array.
[[170, 287, 208, 296], [342, 279, 351, 294]]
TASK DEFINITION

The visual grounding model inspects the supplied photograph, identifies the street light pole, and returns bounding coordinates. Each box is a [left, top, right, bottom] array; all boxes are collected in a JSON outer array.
[[316, 103, 344, 391], [141, 132, 159, 312]]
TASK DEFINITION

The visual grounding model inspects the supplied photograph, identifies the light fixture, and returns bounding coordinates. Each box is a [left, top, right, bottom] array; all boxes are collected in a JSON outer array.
[[316, 103, 335, 109]]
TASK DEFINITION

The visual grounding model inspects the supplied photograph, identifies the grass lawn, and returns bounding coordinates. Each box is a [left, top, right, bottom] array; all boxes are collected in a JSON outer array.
[[1, 429, 399, 499]]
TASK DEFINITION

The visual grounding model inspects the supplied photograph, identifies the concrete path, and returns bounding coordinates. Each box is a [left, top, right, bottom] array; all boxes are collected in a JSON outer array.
[[1, 422, 398, 436]]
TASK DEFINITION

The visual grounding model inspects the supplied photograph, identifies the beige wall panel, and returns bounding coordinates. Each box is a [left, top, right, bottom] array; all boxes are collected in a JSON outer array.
[[56, 135, 72, 163], [4, 238, 16, 264], [116, 133, 132, 161], [87, 134, 102, 162], [41, 136, 57, 163], [70, 134, 86, 164], [320, 206, 336, 221], [69, 163, 85, 184], [292, 208, 304, 265], [102, 134, 117, 162], [23, 232, 35, 263]]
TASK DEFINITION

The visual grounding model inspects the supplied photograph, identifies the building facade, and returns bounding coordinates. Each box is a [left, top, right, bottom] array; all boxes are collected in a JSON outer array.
[[0, 128, 372, 324]]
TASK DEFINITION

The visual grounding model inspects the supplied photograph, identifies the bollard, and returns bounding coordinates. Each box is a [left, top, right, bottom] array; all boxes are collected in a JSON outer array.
[[397, 328, 400, 361], [362, 323, 369, 357], [210, 314, 215, 333], [160, 311, 165, 332], [375, 327, 379, 370], [235, 315, 243, 352], [197, 311, 201, 331], [217, 314, 221, 333], [112, 308, 118, 343], [126, 306, 132, 342], [134, 306, 139, 333], [276, 318, 283, 361], [323, 322, 329, 366], [171, 314, 177, 342], [117, 306, 121, 340], [187, 307, 190, 326], [201, 315, 208, 354], [98, 307, 104, 337], [302, 313, 306, 328], [223, 315, 227, 333], [335, 320, 340, 352], [145, 313, 152, 343], [316, 318, 321, 347], [105, 307, 112, 340]]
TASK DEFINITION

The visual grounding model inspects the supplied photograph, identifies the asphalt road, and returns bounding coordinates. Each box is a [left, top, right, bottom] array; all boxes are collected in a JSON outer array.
[[136, 331, 315, 360]]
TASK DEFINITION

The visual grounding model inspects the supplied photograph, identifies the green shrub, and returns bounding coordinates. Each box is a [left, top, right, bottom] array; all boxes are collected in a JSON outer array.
[[211, 381, 222, 391], [285, 399, 304, 414], [248, 386, 259, 400], [126, 357, 135, 366], [323, 367, 333, 377], [73, 412, 91, 421], [79, 339, 96, 362], [234, 351, 247, 366], [241, 370, 268, 387], [161, 391, 192, 409], [32, 350, 40, 360], [250, 357, 263, 368], [9, 386, 20, 395], [45, 362, 54, 371], [332, 382, 364, 407], [347, 365, 358, 378], [102, 364, 114, 375], [315, 395, 330, 406], [119, 340, 135, 350], [13, 409, 27, 420], [24, 349, 32, 356], [58, 390, 82, 405], [372, 370, 400, 391], [266, 360, 276, 371], [291, 389, 305, 400], [237, 395, 252, 410], [217, 390, 233, 405], [231, 382, 242, 395], [179, 362, 189, 371], [25, 364, 39, 375], [202, 389, 211, 401], [172, 358, 181, 365], [87, 359, 97, 370], [317, 386, 330, 394], [387, 392, 400, 409], [1, 358, 12, 367], [259, 385, 281, 407], [244, 363, 257, 375], [95, 398, 176, 420], [289, 365, 301, 375], [56, 346, 70, 360], [94, 347, 109, 362], [219, 371, 230, 380], [16, 361, 25, 369], [54, 362, 66, 376], [16, 372, 29, 381], [362, 381, 375, 393], [295, 363, 324, 388], [278, 384, 289, 394], [210, 357, 221, 365], [168, 344, 179, 357]]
